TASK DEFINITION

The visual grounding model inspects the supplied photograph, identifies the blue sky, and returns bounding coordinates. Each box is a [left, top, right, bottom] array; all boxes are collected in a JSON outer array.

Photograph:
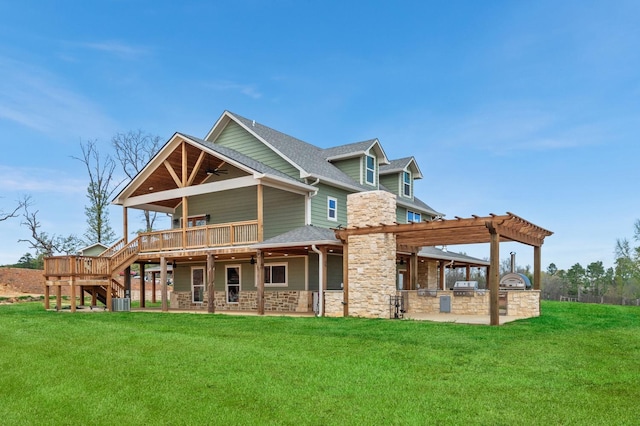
[[0, 0, 638, 270]]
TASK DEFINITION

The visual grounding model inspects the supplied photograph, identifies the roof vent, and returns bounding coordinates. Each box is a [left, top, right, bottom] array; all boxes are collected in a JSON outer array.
[[252, 120, 255, 126]]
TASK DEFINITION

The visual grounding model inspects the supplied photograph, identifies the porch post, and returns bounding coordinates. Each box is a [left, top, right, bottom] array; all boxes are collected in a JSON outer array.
[[489, 230, 500, 326], [152, 272, 157, 303], [410, 252, 418, 290], [161, 257, 168, 312], [182, 197, 188, 248], [439, 261, 445, 290], [466, 265, 471, 281], [70, 256, 76, 312], [44, 284, 50, 310], [257, 184, 264, 242], [207, 253, 215, 313], [533, 245, 541, 291], [534, 245, 542, 312], [140, 263, 146, 308], [123, 207, 129, 244], [124, 266, 131, 300], [56, 285, 62, 311], [257, 250, 264, 315]]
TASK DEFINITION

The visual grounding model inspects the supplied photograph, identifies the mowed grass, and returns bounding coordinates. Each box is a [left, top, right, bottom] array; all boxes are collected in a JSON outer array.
[[0, 302, 638, 425]]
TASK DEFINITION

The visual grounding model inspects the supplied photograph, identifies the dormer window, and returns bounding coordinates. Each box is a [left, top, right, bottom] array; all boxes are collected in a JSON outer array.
[[403, 171, 411, 197], [365, 155, 375, 185]]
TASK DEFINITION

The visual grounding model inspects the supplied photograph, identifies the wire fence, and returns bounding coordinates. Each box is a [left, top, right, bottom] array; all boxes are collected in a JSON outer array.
[[543, 293, 640, 306]]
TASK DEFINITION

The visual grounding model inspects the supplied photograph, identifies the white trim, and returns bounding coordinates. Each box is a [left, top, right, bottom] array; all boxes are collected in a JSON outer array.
[[191, 266, 206, 303], [263, 262, 288, 287], [122, 175, 258, 208], [403, 170, 412, 198], [327, 196, 338, 222], [365, 154, 376, 186], [225, 264, 241, 304]]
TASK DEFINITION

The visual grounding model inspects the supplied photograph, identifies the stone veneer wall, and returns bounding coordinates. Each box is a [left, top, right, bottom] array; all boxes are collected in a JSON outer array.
[[403, 290, 540, 317], [417, 259, 439, 289], [170, 290, 313, 312], [507, 290, 540, 317], [324, 290, 345, 317], [346, 191, 397, 319]]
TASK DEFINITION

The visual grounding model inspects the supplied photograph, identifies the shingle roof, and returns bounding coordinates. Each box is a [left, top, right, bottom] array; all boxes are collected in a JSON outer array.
[[322, 140, 378, 159], [182, 133, 300, 183], [228, 112, 370, 191], [252, 225, 341, 248], [222, 111, 441, 215]]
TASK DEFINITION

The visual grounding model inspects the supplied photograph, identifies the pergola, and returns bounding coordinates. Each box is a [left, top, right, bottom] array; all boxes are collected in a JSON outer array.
[[335, 212, 553, 325]]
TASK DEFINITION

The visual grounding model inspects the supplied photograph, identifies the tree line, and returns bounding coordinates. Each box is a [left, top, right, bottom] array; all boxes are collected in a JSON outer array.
[[1, 130, 161, 267]]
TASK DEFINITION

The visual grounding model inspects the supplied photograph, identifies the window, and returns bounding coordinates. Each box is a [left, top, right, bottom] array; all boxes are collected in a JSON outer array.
[[226, 265, 240, 304], [327, 197, 337, 221], [174, 215, 208, 228], [403, 171, 411, 197], [264, 263, 287, 287], [407, 211, 421, 223], [191, 267, 205, 303], [365, 155, 375, 185]]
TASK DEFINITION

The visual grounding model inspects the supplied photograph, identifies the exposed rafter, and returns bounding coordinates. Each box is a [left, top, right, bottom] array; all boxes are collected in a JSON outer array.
[[334, 213, 552, 248]]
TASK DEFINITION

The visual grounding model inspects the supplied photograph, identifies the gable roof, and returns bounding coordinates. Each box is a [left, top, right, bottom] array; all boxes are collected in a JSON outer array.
[[208, 111, 377, 192], [379, 157, 423, 179], [322, 139, 389, 164]]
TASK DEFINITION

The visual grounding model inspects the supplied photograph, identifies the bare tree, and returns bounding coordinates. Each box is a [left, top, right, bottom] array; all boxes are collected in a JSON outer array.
[[112, 130, 162, 232], [0, 197, 26, 222], [73, 140, 122, 244], [18, 196, 82, 256]]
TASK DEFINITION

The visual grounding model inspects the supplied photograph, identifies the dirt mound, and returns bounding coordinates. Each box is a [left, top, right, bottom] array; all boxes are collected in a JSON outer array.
[[0, 267, 46, 296]]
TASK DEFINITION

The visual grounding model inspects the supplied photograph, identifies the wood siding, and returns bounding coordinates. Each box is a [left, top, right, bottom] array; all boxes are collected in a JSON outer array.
[[310, 183, 351, 228], [263, 186, 306, 239], [214, 121, 300, 179], [380, 174, 399, 196], [330, 157, 361, 183]]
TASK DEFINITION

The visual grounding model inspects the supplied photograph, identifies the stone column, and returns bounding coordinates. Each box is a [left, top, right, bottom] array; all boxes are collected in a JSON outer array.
[[346, 191, 397, 319]]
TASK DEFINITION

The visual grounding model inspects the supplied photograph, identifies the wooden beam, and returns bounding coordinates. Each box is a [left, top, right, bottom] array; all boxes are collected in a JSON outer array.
[[182, 196, 188, 248], [489, 231, 500, 326], [187, 151, 206, 187], [181, 141, 188, 186], [207, 253, 215, 313], [164, 160, 182, 187], [534, 245, 541, 291], [140, 263, 146, 308], [123, 207, 128, 244], [56, 286, 61, 311], [70, 257, 76, 312], [256, 250, 264, 315], [44, 284, 50, 310], [439, 261, 445, 290], [257, 184, 264, 242], [410, 252, 418, 290]]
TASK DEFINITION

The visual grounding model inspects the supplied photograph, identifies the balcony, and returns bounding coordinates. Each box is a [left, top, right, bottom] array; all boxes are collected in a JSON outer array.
[[138, 220, 259, 253]]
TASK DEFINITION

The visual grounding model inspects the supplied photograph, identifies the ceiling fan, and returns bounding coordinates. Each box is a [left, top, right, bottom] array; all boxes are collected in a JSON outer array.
[[205, 160, 228, 176]]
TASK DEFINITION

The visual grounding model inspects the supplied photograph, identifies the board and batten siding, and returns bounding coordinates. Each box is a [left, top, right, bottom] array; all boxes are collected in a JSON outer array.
[[263, 186, 306, 239], [310, 183, 351, 228], [307, 253, 344, 291], [396, 206, 408, 224], [213, 121, 301, 179]]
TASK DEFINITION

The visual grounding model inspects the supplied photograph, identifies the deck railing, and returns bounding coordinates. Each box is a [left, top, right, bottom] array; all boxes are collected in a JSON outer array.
[[44, 220, 259, 278], [139, 220, 259, 252], [44, 255, 111, 277]]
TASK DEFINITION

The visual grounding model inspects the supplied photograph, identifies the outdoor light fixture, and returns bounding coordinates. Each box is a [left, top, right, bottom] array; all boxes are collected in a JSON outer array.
[[250, 256, 256, 265]]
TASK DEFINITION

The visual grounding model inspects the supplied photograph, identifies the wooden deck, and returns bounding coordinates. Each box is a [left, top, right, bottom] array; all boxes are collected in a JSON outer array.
[[43, 220, 259, 311]]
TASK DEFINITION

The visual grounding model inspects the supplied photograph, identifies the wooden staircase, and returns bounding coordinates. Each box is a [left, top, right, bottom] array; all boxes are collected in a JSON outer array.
[[44, 236, 143, 311]]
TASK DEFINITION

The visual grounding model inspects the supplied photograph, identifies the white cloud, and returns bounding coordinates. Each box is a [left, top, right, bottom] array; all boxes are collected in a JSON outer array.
[[0, 165, 85, 195], [0, 56, 117, 139]]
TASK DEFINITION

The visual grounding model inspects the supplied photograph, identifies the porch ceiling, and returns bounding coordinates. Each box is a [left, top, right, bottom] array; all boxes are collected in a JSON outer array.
[[335, 212, 553, 248], [130, 143, 230, 210]]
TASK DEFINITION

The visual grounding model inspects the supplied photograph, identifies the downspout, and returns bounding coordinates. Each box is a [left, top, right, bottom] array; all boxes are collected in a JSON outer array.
[[311, 244, 323, 317], [306, 178, 320, 225]]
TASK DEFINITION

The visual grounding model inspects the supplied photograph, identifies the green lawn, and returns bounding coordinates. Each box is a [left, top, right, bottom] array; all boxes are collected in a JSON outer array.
[[1, 301, 638, 425]]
